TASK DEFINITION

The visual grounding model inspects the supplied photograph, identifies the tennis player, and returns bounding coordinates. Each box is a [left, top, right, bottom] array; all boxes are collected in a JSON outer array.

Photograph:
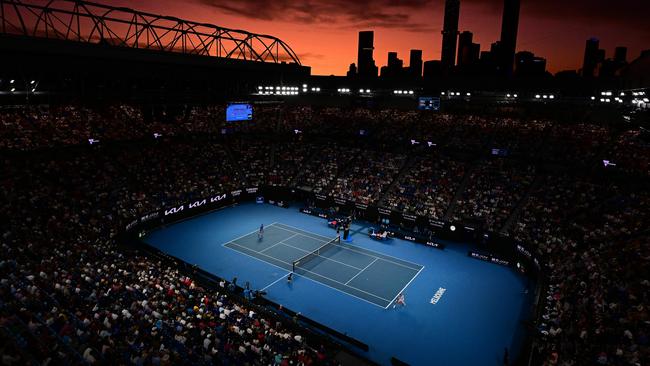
[[393, 293, 406, 308], [258, 224, 264, 239]]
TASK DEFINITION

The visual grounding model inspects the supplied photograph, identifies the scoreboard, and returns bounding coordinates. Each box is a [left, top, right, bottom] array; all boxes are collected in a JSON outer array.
[[418, 97, 440, 111]]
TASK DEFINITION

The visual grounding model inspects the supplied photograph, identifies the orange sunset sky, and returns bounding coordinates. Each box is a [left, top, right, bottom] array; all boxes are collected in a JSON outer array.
[[104, 0, 649, 75]]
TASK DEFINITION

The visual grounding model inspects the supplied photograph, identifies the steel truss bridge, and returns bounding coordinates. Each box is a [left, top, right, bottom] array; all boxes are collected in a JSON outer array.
[[0, 0, 301, 65]]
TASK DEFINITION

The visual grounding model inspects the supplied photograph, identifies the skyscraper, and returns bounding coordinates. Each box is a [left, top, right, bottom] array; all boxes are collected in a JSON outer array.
[[498, 0, 520, 76], [357, 31, 378, 78], [409, 49, 423, 77], [515, 51, 547, 76], [614, 46, 627, 63], [457, 31, 479, 68], [457, 31, 472, 66], [441, 0, 460, 69], [381, 52, 403, 78], [582, 38, 600, 78]]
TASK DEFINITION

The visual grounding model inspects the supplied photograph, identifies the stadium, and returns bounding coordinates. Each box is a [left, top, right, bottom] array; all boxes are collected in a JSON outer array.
[[1, 0, 648, 365]]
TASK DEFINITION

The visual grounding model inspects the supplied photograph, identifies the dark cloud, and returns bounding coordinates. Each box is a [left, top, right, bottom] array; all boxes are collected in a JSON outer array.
[[465, 0, 650, 31], [195, 0, 437, 32], [297, 52, 327, 60]]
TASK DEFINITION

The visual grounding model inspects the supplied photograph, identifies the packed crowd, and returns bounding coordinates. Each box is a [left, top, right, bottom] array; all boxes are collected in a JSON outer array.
[[0, 142, 339, 365], [294, 145, 360, 194], [1, 103, 648, 365], [512, 175, 650, 366], [384, 156, 465, 220], [452, 159, 536, 231], [330, 151, 406, 205]]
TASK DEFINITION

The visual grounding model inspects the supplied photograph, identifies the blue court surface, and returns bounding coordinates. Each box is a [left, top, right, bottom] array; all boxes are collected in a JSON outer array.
[[144, 203, 533, 366]]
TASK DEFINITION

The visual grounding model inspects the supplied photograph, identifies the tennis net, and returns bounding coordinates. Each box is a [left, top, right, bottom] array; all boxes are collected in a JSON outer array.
[[292, 235, 341, 273]]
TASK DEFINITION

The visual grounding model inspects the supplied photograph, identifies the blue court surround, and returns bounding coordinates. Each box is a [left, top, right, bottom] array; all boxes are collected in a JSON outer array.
[[144, 203, 533, 366]]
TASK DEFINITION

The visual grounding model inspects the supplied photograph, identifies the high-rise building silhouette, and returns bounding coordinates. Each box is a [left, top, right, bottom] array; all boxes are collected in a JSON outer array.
[[498, 0, 520, 75], [614, 46, 627, 63], [409, 49, 423, 77], [457, 31, 480, 68], [582, 38, 600, 78], [423, 60, 442, 79], [357, 31, 378, 78], [457, 31, 472, 66], [441, 0, 460, 69], [515, 51, 547, 76], [381, 52, 403, 78], [346, 63, 357, 77]]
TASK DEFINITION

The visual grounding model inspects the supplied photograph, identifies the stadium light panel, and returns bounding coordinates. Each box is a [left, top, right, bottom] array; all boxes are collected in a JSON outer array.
[[441, 92, 445, 95], [506, 94, 511, 97], [591, 96, 596, 100], [30, 80, 35, 84], [549, 95, 555, 99], [450, 225, 456, 232], [466, 92, 471, 96], [409, 91, 414, 95], [514, 94, 518, 98], [535, 95, 541, 99], [10, 87, 15, 92]]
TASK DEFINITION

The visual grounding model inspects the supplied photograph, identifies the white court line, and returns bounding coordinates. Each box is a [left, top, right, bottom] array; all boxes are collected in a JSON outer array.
[[273, 225, 331, 244], [261, 273, 290, 291], [345, 258, 378, 285], [275, 222, 423, 271], [225, 241, 392, 304], [279, 241, 364, 271], [260, 233, 299, 253], [384, 265, 426, 309], [220, 222, 280, 248]]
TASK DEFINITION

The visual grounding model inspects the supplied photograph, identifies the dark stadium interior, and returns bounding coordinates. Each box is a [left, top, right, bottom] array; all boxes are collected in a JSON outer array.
[[1, 0, 648, 365]]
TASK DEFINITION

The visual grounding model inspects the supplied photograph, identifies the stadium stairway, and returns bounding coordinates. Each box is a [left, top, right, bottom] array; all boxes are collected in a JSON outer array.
[[288, 146, 321, 188], [499, 174, 543, 235], [377, 154, 417, 207], [223, 143, 247, 185], [443, 160, 479, 221]]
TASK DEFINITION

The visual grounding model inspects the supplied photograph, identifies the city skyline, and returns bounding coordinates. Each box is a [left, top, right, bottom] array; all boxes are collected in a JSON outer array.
[[93, 0, 648, 75]]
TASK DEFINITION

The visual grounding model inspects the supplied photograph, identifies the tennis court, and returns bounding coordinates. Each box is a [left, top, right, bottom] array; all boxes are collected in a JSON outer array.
[[223, 222, 424, 308]]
